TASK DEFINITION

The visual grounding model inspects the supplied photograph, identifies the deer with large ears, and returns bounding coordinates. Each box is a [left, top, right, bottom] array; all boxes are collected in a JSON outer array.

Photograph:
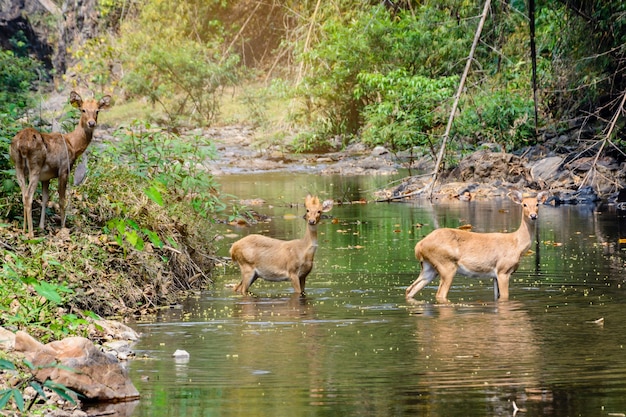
[[406, 190, 549, 302], [10, 91, 112, 237], [230, 194, 334, 295]]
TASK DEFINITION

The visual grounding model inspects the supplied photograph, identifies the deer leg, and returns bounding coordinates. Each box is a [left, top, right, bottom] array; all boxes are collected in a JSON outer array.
[[496, 273, 510, 300], [298, 272, 310, 296], [39, 180, 50, 231], [13, 157, 28, 233], [58, 174, 68, 229], [24, 171, 41, 237], [493, 278, 500, 300], [434, 264, 458, 303], [406, 261, 438, 299], [234, 265, 258, 295], [291, 274, 305, 296]]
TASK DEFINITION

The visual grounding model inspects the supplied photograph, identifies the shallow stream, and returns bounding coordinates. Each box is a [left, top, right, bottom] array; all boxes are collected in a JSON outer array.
[[128, 172, 626, 416]]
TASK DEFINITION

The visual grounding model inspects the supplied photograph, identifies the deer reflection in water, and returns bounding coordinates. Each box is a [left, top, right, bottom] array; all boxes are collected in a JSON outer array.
[[233, 293, 315, 320], [404, 300, 555, 415], [230, 294, 329, 405]]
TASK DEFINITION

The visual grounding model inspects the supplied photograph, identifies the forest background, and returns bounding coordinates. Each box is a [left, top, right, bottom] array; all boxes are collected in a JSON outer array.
[[0, 0, 624, 368]]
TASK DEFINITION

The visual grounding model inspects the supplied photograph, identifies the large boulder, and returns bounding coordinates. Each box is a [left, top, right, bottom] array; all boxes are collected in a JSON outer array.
[[14, 331, 139, 401]]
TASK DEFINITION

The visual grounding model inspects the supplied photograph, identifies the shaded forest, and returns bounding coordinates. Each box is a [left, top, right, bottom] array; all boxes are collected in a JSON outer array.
[[1, 0, 625, 154]]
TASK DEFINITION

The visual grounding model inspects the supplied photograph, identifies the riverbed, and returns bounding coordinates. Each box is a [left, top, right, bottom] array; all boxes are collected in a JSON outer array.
[[128, 172, 626, 416]]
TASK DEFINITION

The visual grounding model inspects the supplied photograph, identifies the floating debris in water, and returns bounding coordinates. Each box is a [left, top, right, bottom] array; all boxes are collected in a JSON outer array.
[[172, 349, 190, 358]]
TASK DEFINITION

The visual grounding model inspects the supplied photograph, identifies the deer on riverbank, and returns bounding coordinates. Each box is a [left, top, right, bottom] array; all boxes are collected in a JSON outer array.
[[10, 91, 112, 237], [406, 190, 549, 302], [230, 194, 334, 295]]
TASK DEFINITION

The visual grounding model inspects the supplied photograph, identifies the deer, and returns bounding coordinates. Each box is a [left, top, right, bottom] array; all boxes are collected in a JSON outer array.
[[230, 194, 334, 295], [405, 190, 549, 302], [10, 91, 112, 237]]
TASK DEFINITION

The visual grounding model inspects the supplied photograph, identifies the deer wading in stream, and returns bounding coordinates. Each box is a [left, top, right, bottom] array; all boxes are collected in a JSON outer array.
[[10, 91, 111, 237], [230, 194, 334, 295], [406, 190, 549, 302]]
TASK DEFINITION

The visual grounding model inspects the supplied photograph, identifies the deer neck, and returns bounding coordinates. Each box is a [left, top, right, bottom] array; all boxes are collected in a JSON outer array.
[[301, 223, 319, 257], [64, 125, 95, 162], [513, 214, 536, 254]]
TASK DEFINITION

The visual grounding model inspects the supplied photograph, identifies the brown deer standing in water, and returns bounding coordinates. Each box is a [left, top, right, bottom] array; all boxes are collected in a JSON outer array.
[[406, 190, 549, 302], [230, 194, 334, 295], [10, 91, 112, 237]]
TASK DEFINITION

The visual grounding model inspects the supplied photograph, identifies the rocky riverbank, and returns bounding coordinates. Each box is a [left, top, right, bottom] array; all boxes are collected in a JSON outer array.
[[205, 124, 625, 205]]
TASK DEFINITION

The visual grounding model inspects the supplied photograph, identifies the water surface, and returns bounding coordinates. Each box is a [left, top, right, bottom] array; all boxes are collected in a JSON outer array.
[[129, 172, 626, 416]]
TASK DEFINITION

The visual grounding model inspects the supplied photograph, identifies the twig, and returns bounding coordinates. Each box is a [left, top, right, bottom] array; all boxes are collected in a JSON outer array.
[[0, 239, 15, 251]]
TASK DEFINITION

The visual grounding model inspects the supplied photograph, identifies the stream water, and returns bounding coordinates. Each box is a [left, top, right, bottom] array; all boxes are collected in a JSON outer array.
[[127, 172, 626, 417]]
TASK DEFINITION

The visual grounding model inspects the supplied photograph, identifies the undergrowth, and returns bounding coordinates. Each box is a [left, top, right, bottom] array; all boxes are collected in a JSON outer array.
[[0, 121, 226, 343]]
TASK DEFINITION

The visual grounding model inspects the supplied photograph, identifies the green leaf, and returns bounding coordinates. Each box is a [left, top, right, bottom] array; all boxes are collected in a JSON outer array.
[[0, 389, 13, 409], [125, 230, 145, 251], [11, 388, 24, 411], [0, 359, 15, 371], [143, 228, 163, 248], [44, 380, 77, 404], [145, 183, 164, 206], [33, 281, 63, 304], [29, 381, 47, 400]]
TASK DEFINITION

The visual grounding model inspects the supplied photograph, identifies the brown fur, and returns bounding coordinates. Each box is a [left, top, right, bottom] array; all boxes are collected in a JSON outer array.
[[230, 194, 333, 295], [10, 91, 111, 237], [406, 190, 549, 302]]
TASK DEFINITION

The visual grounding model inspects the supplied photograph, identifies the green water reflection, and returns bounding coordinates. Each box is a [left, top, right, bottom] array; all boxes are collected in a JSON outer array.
[[129, 173, 626, 417]]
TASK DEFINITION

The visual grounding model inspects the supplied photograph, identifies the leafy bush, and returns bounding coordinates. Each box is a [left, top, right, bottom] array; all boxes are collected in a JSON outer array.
[[454, 90, 536, 151], [105, 120, 225, 219], [293, 3, 476, 148], [115, 1, 244, 126], [356, 70, 458, 156], [0, 248, 92, 342], [0, 48, 41, 115]]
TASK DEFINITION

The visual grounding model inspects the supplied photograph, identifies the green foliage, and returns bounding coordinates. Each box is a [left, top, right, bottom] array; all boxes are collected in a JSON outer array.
[[0, 249, 93, 341], [292, 3, 476, 150], [106, 120, 225, 218], [355, 69, 458, 156], [116, 0, 244, 126], [68, 36, 117, 93], [453, 90, 536, 151], [104, 217, 163, 255], [0, 356, 77, 412], [534, 1, 626, 122], [0, 48, 41, 114], [0, 46, 42, 184]]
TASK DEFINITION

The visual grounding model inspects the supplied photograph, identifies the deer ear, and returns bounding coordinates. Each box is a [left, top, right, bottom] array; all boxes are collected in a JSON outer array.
[[322, 199, 334, 212], [536, 191, 549, 204], [99, 95, 112, 109], [508, 189, 523, 204], [69, 91, 83, 108]]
